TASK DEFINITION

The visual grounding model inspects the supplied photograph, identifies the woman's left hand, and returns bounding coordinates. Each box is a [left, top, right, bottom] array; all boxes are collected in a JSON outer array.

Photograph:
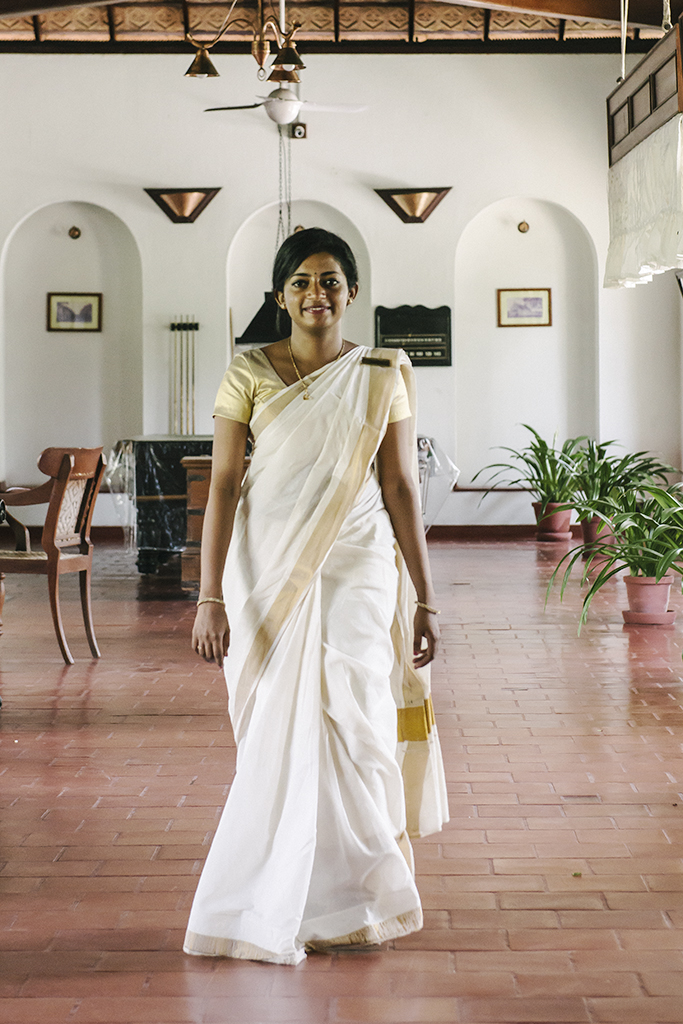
[[413, 606, 440, 668]]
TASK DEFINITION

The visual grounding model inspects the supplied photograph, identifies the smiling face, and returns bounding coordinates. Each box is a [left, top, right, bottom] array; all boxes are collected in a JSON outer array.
[[275, 252, 358, 335]]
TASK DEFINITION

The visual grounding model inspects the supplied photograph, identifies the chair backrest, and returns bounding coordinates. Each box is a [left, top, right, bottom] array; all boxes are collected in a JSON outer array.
[[38, 447, 106, 553]]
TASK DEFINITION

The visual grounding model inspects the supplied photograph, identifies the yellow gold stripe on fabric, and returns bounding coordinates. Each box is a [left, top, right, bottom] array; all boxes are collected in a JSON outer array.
[[397, 698, 434, 742], [183, 930, 303, 965], [250, 383, 303, 439], [304, 908, 423, 951], [425, 695, 435, 728]]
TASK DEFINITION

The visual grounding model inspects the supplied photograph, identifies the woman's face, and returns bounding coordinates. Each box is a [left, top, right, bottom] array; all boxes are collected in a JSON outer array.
[[276, 252, 358, 334]]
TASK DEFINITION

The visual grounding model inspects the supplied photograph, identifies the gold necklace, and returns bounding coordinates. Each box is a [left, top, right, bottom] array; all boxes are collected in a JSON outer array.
[[288, 339, 345, 400]]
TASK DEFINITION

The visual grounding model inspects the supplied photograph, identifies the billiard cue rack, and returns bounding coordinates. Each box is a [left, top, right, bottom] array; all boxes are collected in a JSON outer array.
[[170, 316, 199, 435]]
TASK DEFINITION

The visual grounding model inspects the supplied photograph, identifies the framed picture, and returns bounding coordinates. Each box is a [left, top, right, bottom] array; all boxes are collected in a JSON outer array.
[[497, 288, 552, 328], [47, 293, 102, 332]]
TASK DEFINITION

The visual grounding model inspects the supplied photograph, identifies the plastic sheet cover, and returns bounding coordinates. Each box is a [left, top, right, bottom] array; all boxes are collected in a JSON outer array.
[[417, 436, 460, 530]]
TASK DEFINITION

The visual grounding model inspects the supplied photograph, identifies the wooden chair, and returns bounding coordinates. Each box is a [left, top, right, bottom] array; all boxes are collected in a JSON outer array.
[[0, 447, 106, 665]]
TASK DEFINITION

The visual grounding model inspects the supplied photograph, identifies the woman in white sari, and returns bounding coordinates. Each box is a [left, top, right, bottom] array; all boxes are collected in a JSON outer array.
[[184, 228, 448, 965]]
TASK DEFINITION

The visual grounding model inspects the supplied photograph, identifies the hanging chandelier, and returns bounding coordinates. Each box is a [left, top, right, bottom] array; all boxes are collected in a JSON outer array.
[[185, 0, 305, 82]]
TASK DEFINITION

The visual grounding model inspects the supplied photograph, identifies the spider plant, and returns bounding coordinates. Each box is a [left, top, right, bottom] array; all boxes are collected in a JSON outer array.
[[548, 485, 683, 631], [473, 424, 583, 513], [571, 439, 675, 521]]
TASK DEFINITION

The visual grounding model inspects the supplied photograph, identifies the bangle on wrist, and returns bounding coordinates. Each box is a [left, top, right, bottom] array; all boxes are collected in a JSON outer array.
[[197, 597, 225, 608], [416, 601, 441, 615]]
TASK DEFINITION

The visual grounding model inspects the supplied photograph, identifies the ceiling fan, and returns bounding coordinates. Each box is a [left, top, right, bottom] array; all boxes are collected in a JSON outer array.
[[205, 86, 367, 125]]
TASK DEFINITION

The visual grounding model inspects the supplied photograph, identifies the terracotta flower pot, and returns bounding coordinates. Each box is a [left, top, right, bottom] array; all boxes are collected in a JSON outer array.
[[622, 574, 676, 625], [580, 516, 615, 550], [532, 501, 572, 542], [581, 516, 617, 573]]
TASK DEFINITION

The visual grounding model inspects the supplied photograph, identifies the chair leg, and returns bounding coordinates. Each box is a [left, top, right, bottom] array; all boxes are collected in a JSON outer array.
[[48, 569, 74, 666], [0, 572, 4, 635], [79, 567, 101, 659]]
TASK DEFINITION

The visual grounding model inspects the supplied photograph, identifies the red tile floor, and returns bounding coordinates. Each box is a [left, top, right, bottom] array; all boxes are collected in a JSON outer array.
[[1, 538, 683, 1023]]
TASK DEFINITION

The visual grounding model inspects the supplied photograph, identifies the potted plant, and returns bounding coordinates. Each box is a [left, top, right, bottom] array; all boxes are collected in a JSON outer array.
[[571, 440, 675, 554], [474, 425, 582, 541], [549, 486, 683, 627]]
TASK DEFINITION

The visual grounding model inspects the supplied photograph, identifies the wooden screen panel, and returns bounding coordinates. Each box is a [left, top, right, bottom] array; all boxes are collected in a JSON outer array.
[[612, 103, 629, 143], [655, 56, 678, 104], [607, 18, 683, 166], [632, 82, 651, 126]]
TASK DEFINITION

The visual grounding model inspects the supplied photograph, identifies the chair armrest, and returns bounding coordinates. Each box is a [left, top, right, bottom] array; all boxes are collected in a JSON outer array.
[[0, 505, 31, 551], [0, 480, 54, 506]]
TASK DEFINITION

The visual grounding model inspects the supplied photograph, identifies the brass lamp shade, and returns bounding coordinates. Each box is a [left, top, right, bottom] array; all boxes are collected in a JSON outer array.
[[272, 41, 306, 70], [144, 188, 222, 223], [375, 188, 452, 223], [251, 38, 271, 70], [185, 47, 219, 78], [266, 66, 301, 84]]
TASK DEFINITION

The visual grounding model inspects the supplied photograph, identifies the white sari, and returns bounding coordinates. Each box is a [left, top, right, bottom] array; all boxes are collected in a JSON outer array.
[[184, 346, 448, 965]]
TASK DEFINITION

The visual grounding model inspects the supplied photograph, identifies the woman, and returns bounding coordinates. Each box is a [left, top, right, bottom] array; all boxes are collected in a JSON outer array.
[[184, 228, 448, 965]]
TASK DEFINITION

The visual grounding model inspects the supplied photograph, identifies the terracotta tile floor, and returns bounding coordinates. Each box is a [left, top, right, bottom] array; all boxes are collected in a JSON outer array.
[[1, 539, 683, 1023]]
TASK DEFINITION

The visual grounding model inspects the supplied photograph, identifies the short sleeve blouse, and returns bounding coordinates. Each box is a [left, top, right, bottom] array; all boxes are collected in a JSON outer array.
[[214, 348, 411, 426]]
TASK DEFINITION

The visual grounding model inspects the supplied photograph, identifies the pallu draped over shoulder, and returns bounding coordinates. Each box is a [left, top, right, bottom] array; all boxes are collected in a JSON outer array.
[[183, 346, 448, 965]]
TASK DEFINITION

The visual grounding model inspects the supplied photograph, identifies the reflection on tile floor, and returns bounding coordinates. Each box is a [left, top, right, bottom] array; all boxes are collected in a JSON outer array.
[[1, 539, 683, 1023]]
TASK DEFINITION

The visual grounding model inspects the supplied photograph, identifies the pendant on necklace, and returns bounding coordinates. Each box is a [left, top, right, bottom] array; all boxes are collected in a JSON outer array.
[[303, 390, 310, 400]]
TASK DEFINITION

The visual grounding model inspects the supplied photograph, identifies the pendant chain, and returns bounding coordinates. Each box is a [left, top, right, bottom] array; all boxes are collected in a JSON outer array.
[[288, 340, 345, 400], [276, 124, 292, 255]]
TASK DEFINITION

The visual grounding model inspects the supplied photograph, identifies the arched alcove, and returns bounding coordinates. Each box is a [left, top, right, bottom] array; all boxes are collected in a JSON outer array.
[[227, 201, 372, 356], [1, 201, 143, 494], [454, 198, 599, 503]]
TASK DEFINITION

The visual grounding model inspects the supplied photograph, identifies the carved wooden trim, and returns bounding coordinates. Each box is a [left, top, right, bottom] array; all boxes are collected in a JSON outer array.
[[0, 0, 676, 47], [339, 3, 409, 40], [0, 13, 34, 34], [113, 2, 185, 39], [414, 3, 484, 39], [489, 10, 560, 37], [39, 3, 108, 36], [0, 0, 681, 31], [564, 18, 633, 36]]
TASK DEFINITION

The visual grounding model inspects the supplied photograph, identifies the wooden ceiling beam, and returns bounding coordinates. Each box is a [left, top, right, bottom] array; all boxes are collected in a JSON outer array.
[[0, 0, 111, 16], [441, 0, 683, 28], [0, 0, 680, 28]]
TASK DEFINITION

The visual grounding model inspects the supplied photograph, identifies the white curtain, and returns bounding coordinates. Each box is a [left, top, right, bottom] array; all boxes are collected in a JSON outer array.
[[605, 113, 683, 288]]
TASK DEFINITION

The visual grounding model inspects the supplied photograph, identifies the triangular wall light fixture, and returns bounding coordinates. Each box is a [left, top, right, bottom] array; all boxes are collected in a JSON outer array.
[[144, 188, 221, 223], [374, 188, 451, 224]]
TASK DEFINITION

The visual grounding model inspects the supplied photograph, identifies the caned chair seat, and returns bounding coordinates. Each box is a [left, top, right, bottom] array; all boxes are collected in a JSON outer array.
[[0, 447, 106, 665], [0, 550, 84, 562]]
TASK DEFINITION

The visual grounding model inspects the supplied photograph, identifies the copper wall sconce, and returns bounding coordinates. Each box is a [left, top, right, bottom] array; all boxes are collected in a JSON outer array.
[[144, 189, 221, 223], [374, 188, 451, 224]]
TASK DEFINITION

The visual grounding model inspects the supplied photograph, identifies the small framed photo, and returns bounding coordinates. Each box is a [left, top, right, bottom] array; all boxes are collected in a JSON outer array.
[[47, 293, 102, 332], [497, 288, 552, 328]]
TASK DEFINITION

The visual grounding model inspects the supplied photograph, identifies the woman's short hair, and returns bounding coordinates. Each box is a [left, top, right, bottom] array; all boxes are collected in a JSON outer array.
[[272, 227, 359, 294]]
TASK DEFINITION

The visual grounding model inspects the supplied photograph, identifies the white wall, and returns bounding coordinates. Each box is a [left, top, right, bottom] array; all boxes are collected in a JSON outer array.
[[451, 197, 599, 523], [2, 201, 143, 484], [0, 50, 679, 523]]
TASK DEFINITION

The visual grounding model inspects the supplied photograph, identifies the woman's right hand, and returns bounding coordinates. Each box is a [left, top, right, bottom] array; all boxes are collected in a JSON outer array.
[[192, 603, 230, 668]]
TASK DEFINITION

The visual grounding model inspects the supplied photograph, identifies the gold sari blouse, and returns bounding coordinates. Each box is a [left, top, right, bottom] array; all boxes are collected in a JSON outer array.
[[214, 348, 411, 425]]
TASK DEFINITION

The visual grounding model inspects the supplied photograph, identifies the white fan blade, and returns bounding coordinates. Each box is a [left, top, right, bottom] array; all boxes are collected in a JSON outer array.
[[299, 101, 367, 114], [205, 102, 265, 112]]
